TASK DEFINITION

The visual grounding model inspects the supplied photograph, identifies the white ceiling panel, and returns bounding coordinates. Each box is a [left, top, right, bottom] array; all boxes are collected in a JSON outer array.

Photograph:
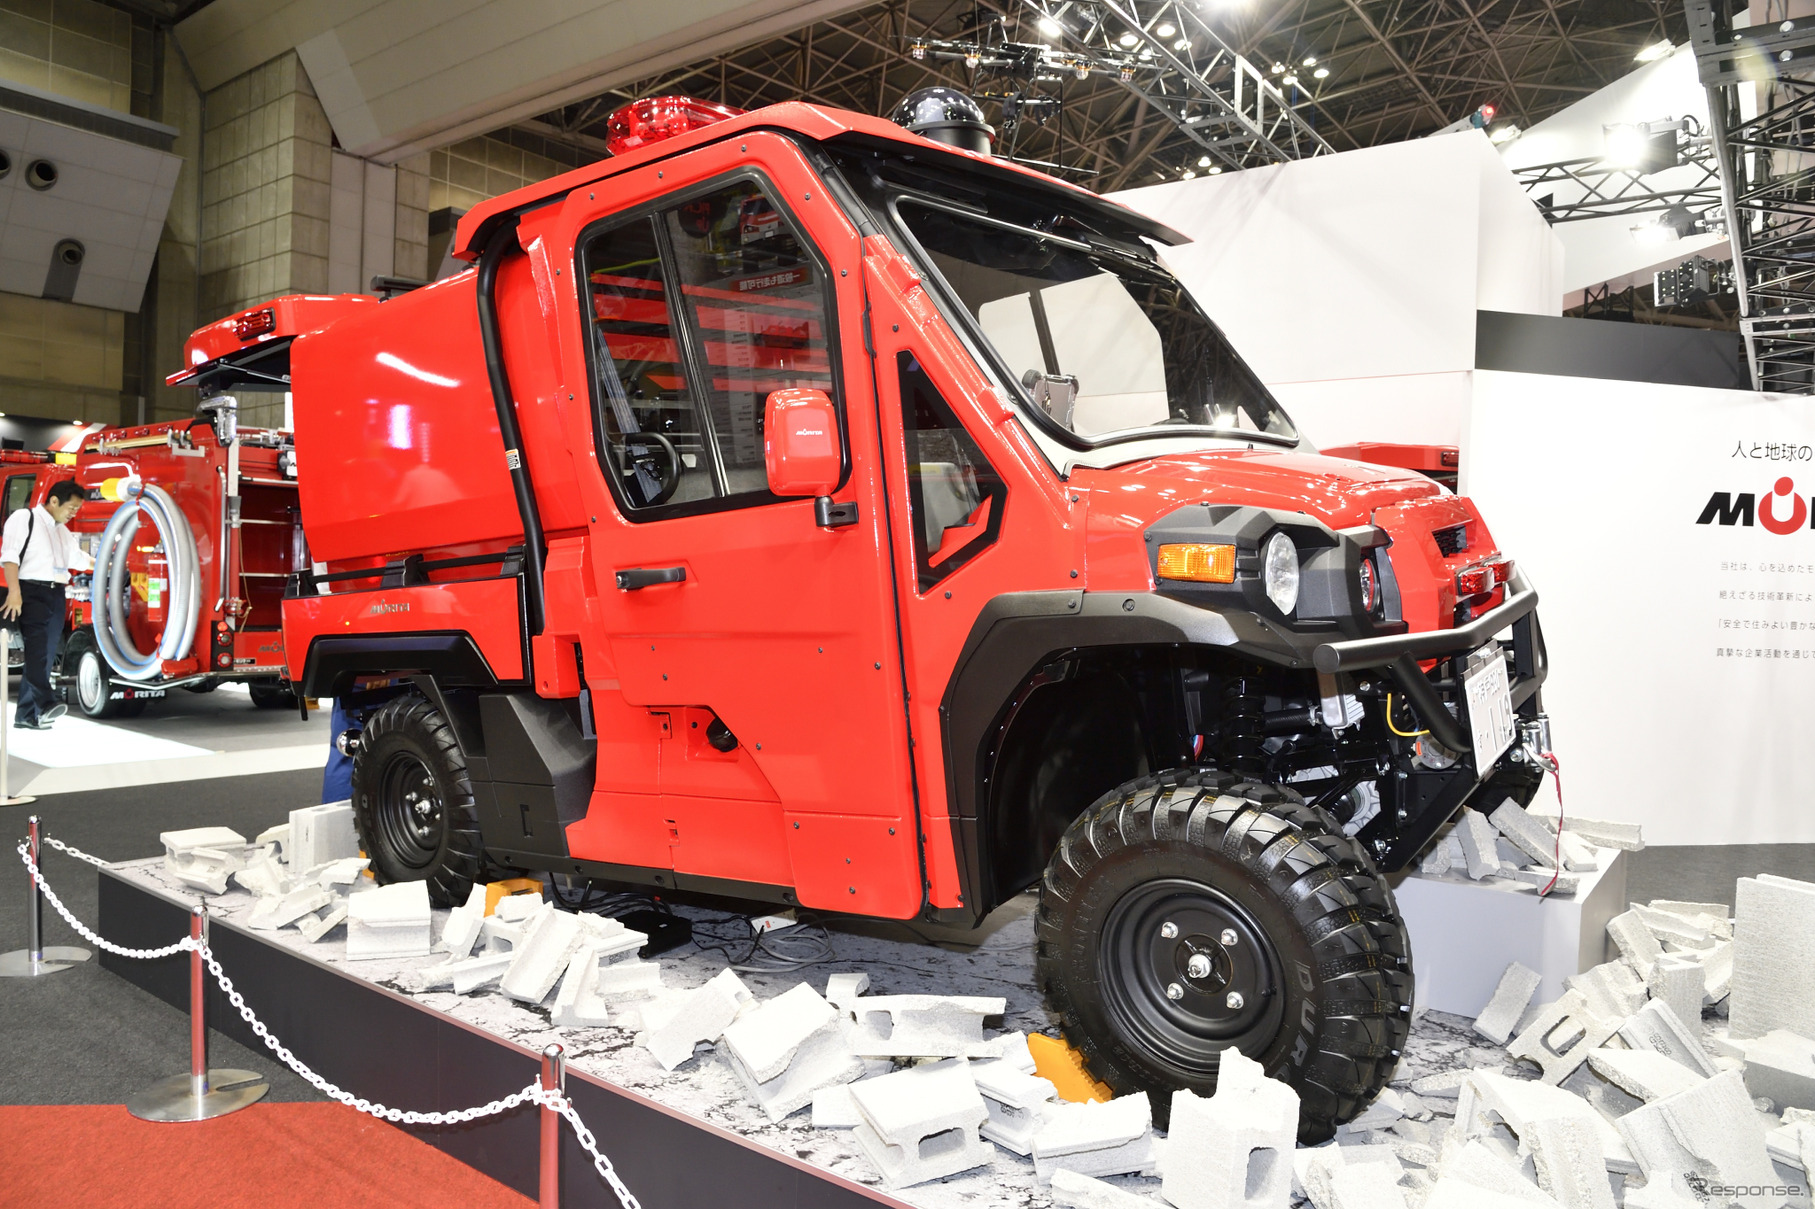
[[0, 85, 182, 314], [179, 0, 874, 162]]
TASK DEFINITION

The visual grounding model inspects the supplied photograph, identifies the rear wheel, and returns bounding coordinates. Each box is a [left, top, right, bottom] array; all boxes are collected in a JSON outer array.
[[62, 631, 146, 719], [1035, 768, 1412, 1143], [349, 695, 495, 906], [248, 681, 297, 710]]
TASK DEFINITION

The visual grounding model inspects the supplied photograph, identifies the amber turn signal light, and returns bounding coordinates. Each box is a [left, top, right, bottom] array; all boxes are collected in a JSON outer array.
[[1156, 542, 1236, 583]]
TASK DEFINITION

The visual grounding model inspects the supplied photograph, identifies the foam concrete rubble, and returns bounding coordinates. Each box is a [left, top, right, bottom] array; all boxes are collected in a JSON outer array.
[[1415, 796, 1633, 893]]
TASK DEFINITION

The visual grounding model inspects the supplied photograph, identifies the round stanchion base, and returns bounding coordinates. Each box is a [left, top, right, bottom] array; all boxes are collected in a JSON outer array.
[[0, 795, 36, 806], [127, 1070, 269, 1122], [0, 944, 90, 976]]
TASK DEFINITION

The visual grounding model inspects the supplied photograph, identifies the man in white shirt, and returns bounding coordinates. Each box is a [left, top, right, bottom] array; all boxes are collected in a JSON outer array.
[[1, 480, 91, 728]]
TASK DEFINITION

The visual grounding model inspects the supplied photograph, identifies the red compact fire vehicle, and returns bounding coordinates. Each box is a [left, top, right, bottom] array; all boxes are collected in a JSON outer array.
[[0, 410, 302, 717], [181, 95, 1548, 1137]]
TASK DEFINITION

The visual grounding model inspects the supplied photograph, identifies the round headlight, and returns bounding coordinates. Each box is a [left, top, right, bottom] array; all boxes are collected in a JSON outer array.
[[1358, 556, 1377, 613], [1263, 531, 1299, 614]]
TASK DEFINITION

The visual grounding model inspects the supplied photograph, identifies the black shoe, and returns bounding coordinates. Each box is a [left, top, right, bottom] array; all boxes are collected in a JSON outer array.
[[13, 717, 42, 730], [41, 704, 66, 723]]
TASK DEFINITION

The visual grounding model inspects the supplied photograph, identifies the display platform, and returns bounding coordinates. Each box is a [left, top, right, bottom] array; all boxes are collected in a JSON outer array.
[[96, 857, 1503, 1209]]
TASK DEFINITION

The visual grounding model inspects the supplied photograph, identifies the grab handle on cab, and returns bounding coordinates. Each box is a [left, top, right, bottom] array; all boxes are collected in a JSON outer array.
[[615, 566, 687, 591]]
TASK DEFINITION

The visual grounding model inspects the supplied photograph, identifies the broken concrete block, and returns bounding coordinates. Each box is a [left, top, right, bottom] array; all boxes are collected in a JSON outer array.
[[344, 880, 431, 960], [1458, 1070, 1637, 1175], [1566, 961, 1649, 1022], [1489, 801, 1561, 870], [725, 984, 838, 1083], [163, 843, 245, 895], [1605, 911, 1664, 980], [1559, 1062, 1645, 1122], [287, 802, 359, 872], [1525, 1116, 1616, 1209], [439, 885, 486, 959], [417, 950, 514, 994], [296, 904, 347, 943], [493, 892, 542, 923], [1508, 989, 1622, 1084], [981, 1030, 1038, 1073], [1163, 1049, 1298, 1209], [1421, 1175, 1558, 1209], [1521, 809, 1643, 852], [232, 848, 290, 898], [1476, 962, 1544, 1046], [1731, 875, 1815, 1041], [641, 969, 751, 1071], [1632, 904, 1714, 949], [480, 914, 527, 953], [594, 960, 663, 1003], [1457, 808, 1503, 880], [1421, 842, 1456, 876], [1032, 1092, 1155, 1183], [550, 948, 611, 1029], [812, 1083, 864, 1129], [1326, 1161, 1409, 1209], [1435, 1138, 1556, 1204], [1742, 1030, 1815, 1114], [727, 1017, 867, 1123], [1701, 939, 1735, 1004], [847, 994, 1006, 1059], [1585, 1048, 1708, 1103], [499, 908, 584, 1003], [306, 856, 369, 888], [824, 971, 869, 1012], [1556, 832, 1600, 873], [247, 886, 331, 931], [1049, 1168, 1162, 1209], [1618, 1000, 1718, 1078], [1501, 868, 1581, 895], [1615, 1069, 1779, 1208], [850, 1058, 990, 1188], [160, 826, 246, 855], [252, 823, 290, 862], [973, 1059, 1058, 1155], [1350, 1087, 1408, 1133], [1410, 1070, 1471, 1100], [1648, 954, 1706, 1046]]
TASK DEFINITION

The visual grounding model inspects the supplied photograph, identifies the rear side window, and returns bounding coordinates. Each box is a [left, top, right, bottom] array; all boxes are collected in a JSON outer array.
[[579, 176, 839, 516], [899, 352, 1004, 592], [3, 475, 33, 517]]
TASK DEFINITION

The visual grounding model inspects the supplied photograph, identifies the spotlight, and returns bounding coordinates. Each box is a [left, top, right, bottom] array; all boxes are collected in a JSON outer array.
[[1120, 64, 1134, 81], [1630, 204, 1700, 245], [1074, 63, 1089, 79], [1313, 65, 1329, 79], [1282, 73, 1298, 87], [1302, 55, 1317, 67], [1157, 22, 1175, 36], [1119, 32, 1138, 47], [1271, 62, 1286, 73], [1489, 123, 1522, 144], [1038, 15, 1063, 37], [1635, 40, 1672, 63], [910, 41, 927, 60], [1603, 120, 1680, 173], [1198, 155, 1212, 166], [1182, 169, 1197, 179], [1175, 36, 1190, 49], [964, 51, 980, 68], [1208, 166, 1222, 175]]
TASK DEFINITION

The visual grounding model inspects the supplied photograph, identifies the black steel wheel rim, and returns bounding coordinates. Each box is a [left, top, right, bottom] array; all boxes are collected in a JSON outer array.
[[375, 752, 443, 870], [1098, 877, 1287, 1073]]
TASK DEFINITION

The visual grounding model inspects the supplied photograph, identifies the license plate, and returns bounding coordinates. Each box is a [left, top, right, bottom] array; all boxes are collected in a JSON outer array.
[[1464, 649, 1516, 774]]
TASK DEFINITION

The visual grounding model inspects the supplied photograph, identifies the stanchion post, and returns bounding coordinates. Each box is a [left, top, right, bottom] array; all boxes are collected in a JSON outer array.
[[127, 902, 268, 1121], [540, 1043, 564, 1208], [0, 815, 88, 976], [0, 625, 35, 807]]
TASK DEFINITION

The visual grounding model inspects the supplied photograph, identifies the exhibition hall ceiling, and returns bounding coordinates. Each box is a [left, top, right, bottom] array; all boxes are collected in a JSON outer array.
[[158, 0, 1689, 189]]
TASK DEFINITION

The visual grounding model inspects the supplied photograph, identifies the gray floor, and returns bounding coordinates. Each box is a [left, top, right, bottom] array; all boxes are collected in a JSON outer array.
[[1, 768, 1808, 1110], [0, 769, 326, 1105]]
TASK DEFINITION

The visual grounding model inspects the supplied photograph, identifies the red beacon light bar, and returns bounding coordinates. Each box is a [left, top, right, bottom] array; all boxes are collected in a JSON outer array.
[[605, 96, 745, 156]]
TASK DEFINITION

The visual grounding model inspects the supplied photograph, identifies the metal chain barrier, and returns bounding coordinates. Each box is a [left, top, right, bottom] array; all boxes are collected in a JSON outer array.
[[17, 841, 194, 960], [18, 834, 639, 1209], [41, 835, 112, 869]]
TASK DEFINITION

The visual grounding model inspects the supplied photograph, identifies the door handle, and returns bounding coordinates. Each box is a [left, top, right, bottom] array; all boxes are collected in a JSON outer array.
[[616, 566, 686, 590]]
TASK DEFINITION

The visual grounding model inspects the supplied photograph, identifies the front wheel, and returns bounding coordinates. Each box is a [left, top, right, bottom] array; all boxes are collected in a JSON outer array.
[[1035, 768, 1412, 1143], [349, 695, 496, 906]]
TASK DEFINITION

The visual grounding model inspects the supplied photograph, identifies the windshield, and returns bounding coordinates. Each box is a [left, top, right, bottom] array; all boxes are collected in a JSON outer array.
[[895, 200, 1296, 446]]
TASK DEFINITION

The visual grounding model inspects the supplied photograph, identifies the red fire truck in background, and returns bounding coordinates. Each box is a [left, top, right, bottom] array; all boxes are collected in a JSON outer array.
[[173, 95, 1549, 1137], [0, 403, 303, 717]]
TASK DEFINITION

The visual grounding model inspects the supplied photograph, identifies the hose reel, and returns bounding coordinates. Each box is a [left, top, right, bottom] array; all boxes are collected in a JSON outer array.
[[91, 480, 200, 682]]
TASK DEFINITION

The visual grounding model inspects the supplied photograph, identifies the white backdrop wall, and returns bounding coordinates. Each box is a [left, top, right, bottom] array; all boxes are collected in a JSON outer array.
[[1112, 133, 1561, 449], [1466, 369, 1815, 844]]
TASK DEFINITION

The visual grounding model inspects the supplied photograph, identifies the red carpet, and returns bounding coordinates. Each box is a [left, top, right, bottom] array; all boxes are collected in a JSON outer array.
[[0, 1102, 536, 1208]]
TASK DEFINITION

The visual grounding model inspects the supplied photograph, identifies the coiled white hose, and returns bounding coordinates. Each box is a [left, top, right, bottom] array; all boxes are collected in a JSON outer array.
[[91, 481, 200, 681]]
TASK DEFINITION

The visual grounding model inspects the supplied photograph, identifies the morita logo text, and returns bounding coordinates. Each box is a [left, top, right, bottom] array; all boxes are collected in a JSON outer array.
[[1698, 476, 1813, 534]]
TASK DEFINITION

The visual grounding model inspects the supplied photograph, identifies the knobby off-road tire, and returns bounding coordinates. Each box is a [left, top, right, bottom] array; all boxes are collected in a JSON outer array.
[[350, 695, 495, 907], [1035, 768, 1413, 1143]]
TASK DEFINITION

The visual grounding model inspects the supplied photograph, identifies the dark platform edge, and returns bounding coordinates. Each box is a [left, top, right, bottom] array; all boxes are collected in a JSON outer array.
[[98, 867, 898, 1209]]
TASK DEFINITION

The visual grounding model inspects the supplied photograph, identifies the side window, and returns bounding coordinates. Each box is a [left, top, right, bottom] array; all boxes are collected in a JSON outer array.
[[580, 177, 838, 515], [661, 182, 836, 496], [3, 475, 34, 517], [898, 352, 1005, 592], [583, 218, 719, 509]]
